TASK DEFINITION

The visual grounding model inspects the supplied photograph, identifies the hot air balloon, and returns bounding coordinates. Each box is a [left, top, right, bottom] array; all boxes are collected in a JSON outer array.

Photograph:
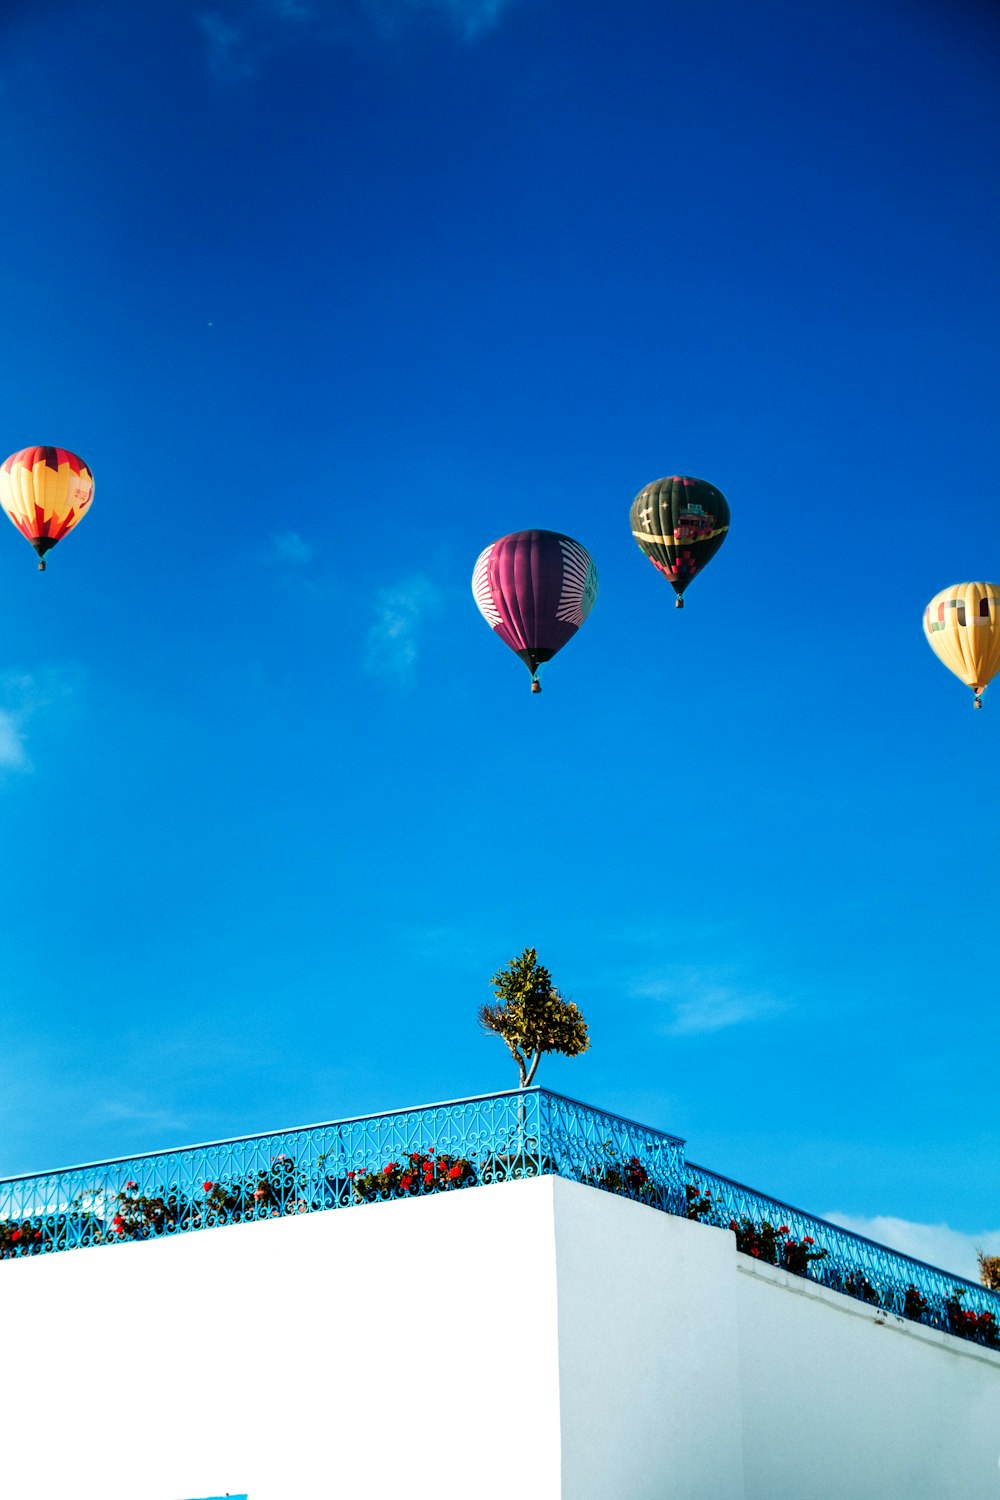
[[923, 582, 1000, 709], [0, 446, 94, 570], [472, 529, 598, 692], [629, 475, 729, 607]]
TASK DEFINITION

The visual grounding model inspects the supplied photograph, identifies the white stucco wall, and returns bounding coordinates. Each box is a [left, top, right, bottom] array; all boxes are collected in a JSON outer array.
[[735, 1255, 1000, 1500], [0, 1179, 563, 1500], [552, 1178, 745, 1499], [1, 1175, 998, 1499]]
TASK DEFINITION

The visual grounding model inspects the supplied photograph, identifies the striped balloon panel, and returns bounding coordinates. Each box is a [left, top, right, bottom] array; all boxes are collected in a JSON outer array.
[[471, 529, 598, 671], [0, 446, 94, 544], [923, 582, 1000, 691], [629, 474, 729, 597]]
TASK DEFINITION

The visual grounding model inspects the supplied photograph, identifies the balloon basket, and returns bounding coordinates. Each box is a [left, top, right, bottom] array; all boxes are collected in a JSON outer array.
[[531, 678, 541, 694]]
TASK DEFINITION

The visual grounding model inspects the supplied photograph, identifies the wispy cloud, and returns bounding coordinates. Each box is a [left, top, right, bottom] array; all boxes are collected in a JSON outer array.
[[823, 1211, 1000, 1284], [267, 0, 314, 18], [362, 0, 514, 40], [0, 709, 28, 771], [633, 966, 784, 1037], [270, 530, 315, 566], [197, 0, 517, 79], [89, 1094, 191, 1136], [197, 10, 255, 82], [365, 574, 443, 687], [0, 669, 80, 779]]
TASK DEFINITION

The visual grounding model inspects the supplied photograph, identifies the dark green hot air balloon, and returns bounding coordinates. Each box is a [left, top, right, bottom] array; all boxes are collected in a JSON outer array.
[[629, 475, 730, 607]]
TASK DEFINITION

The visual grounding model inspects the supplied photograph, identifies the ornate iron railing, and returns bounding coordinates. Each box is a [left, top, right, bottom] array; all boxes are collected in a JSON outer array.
[[1, 1087, 996, 1351], [684, 1160, 1000, 1347], [0, 1088, 683, 1255]]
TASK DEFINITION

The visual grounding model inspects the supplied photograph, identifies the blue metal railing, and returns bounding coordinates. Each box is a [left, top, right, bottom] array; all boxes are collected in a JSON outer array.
[[1, 1088, 996, 1350], [684, 1161, 1000, 1345], [0, 1088, 683, 1252]]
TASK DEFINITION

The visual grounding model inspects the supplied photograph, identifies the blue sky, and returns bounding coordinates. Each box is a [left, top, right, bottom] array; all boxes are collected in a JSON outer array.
[[1, 0, 998, 1276]]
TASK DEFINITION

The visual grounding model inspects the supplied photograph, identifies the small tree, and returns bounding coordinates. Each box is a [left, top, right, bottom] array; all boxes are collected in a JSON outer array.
[[978, 1250, 1000, 1291], [479, 947, 589, 1087]]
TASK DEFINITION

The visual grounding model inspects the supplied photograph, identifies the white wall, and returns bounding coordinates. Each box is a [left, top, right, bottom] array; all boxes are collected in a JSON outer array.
[[735, 1256, 1000, 1500], [0, 1179, 563, 1500], [1, 1175, 998, 1500], [552, 1179, 745, 1499]]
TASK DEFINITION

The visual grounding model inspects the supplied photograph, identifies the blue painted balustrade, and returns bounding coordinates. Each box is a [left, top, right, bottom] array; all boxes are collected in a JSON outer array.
[[1, 1087, 997, 1350]]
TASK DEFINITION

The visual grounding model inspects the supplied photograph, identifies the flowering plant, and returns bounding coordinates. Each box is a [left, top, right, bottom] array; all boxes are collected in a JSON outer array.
[[903, 1284, 928, 1321], [840, 1271, 880, 1305], [587, 1144, 659, 1204], [728, 1216, 828, 1276], [946, 1289, 1000, 1348], [0, 1218, 45, 1257], [685, 1185, 717, 1221], [108, 1181, 198, 1241], [201, 1154, 310, 1222], [349, 1151, 476, 1203]]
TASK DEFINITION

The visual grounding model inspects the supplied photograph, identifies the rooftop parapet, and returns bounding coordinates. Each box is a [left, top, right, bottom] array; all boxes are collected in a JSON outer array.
[[1, 1087, 996, 1348]]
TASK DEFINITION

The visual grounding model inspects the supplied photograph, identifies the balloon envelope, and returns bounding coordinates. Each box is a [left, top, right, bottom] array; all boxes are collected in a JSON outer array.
[[0, 446, 94, 569], [923, 582, 1000, 707], [472, 529, 598, 688], [629, 475, 729, 604]]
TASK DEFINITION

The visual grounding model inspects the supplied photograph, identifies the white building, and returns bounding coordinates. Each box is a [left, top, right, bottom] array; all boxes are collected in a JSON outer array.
[[0, 1090, 997, 1499]]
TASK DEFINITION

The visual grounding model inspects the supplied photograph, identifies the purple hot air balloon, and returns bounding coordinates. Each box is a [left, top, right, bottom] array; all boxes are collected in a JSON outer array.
[[471, 529, 599, 692]]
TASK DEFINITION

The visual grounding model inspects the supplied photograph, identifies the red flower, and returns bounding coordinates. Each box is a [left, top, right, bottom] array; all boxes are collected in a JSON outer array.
[[729, 1221, 738, 1231], [750, 1249, 760, 1258], [410, 1153, 422, 1165], [384, 1162, 398, 1174], [125, 1181, 138, 1191], [112, 1223, 124, 1235], [346, 1171, 355, 1179], [777, 1225, 789, 1235], [803, 1236, 814, 1245], [112, 1215, 124, 1227], [400, 1175, 413, 1190], [203, 1182, 214, 1193], [10, 1229, 20, 1243], [448, 1165, 463, 1180]]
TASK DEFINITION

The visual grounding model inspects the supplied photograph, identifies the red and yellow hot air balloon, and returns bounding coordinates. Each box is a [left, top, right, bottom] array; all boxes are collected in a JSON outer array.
[[923, 582, 1000, 708], [0, 446, 94, 570]]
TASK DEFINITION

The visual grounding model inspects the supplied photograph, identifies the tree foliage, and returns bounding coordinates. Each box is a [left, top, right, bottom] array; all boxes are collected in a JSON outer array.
[[479, 947, 589, 1087]]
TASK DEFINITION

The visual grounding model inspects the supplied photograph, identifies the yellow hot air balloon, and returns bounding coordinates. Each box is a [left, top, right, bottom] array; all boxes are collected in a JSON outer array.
[[923, 582, 1000, 708], [0, 446, 94, 571]]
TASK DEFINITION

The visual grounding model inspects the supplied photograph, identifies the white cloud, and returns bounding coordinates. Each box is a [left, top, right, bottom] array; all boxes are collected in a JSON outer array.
[[823, 1211, 1000, 1284], [266, 0, 314, 17], [89, 1095, 190, 1135], [271, 530, 314, 565], [365, 574, 443, 687], [0, 668, 80, 779], [362, 0, 514, 40], [197, 11, 255, 81], [0, 709, 29, 772], [198, 0, 517, 77], [634, 967, 783, 1036]]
